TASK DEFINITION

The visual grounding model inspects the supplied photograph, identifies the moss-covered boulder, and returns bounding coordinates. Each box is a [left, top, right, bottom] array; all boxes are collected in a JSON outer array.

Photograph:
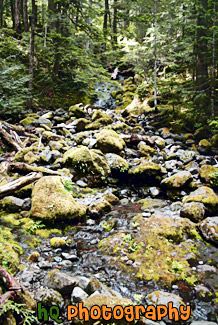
[[96, 129, 125, 153], [0, 227, 23, 274], [161, 171, 193, 189], [63, 146, 110, 185], [88, 199, 112, 218], [129, 161, 162, 182], [99, 214, 200, 287], [31, 176, 86, 221], [69, 105, 85, 118], [138, 198, 167, 210], [35, 288, 64, 308], [14, 146, 40, 163], [44, 269, 78, 294], [91, 110, 113, 123], [73, 295, 135, 325], [211, 134, 218, 149], [194, 126, 211, 141], [75, 118, 90, 132], [199, 217, 218, 244], [105, 153, 129, 179], [152, 135, 166, 149], [199, 165, 218, 188], [183, 186, 218, 213], [20, 116, 37, 126], [138, 142, 156, 157], [198, 139, 212, 155], [180, 202, 205, 223]]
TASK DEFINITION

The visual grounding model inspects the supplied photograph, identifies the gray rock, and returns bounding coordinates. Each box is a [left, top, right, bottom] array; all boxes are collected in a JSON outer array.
[[180, 202, 205, 222], [199, 217, 218, 244], [37, 117, 52, 127], [38, 261, 53, 269], [61, 253, 78, 261], [35, 288, 64, 308], [194, 284, 212, 302], [0, 196, 25, 212], [44, 269, 78, 294], [22, 198, 31, 210], [74, 276, 90, 291], [59, 260, 73, 269], [21, 270, 34, 283], [71, 286, 88, 302], [40, 148, 52, 162], [196, 264, 217, 273]]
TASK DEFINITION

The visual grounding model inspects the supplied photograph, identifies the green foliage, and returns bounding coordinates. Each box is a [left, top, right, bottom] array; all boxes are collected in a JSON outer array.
[[0, 300, 38, 325], [27, 220, 45, 234]]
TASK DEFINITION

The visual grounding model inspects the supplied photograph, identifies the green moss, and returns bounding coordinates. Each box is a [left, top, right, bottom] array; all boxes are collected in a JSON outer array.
[[99, 215, 199, 287], [20, 117, 37, 126], [199, 165, 218, 187], [35, 228, 62, 238], [96, 129, 126, 153]]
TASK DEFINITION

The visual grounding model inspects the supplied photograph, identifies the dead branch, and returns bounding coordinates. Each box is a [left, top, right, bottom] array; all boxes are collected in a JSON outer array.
[[0, 172, 42, 196], [10, 163, 62, 176]]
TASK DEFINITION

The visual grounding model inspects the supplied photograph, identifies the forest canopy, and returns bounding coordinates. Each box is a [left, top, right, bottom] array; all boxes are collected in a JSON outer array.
[[0, 0, 217, 130]]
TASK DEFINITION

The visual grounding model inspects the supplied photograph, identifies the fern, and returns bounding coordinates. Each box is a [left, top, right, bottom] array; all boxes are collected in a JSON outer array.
[[0, 300, 38, 325]]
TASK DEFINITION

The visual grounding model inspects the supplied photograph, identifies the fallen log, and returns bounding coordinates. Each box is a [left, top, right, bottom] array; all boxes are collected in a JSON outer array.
[[10, 162, 62, 176], [0, 123, 23, 151], [0, 172, 42, 196]]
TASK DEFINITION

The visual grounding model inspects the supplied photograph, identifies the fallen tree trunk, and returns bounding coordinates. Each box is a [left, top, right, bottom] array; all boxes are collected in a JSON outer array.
[[0, 172, 42, 196], [10, 163, 62, 176]]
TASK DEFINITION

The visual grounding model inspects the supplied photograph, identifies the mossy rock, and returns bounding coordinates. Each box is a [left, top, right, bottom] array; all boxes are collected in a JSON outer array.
[[14, 146, 40, 163], [138, 198, 167, 210], [50, 237, 66, 247], [199, 165, 218, 188], [69, 105, 85, 118], [63, 146, 110, 185], [0, 227, 23, 274], [99, 215, 200, 287], [75, 118, 90, 132], [20, 117, 37, 126], [180, 202, 205, 223], [129, 161, 162, 182], [96, 129, 125, 154], [198, 139, 212, 155], [199, 217, 218, 244], [138, 142, 156, 157], [73, 295, 135, 325], [194, 126, 211, 142], [183, 133, 195, 142], [105, 153, 129, 176], [31, 176, 87, 221], [91, 110, 112, 122], [161, 171, 193, 189], [111, 122, 132, 134], [183, 186, 218, 213]]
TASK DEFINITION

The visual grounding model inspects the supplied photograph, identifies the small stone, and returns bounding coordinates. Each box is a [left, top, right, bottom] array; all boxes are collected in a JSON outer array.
[[38, 261, 53, 269], [71, 286, 88, 302], [59, 260, 73, 269], [76, 180, 88, 187], [61, 253, 78, 261]]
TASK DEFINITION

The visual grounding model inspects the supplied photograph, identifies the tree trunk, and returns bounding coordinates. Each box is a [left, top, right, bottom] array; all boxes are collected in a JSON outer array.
[[196, 0, 209, 90], [10, 0, 15, 29], [22, 0, 28, 31], [211, 0, 216, 117], [0, 0, 3, 27], [29, 0, 36, 107], [14, 0, 21, 33], [113, 0, 118, 46]]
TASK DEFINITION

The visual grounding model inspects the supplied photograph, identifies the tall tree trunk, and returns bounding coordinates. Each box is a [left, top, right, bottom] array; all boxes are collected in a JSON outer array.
[[124, 10, 129, 29], [196, 0, 209, 90], [154, 0, 158, 113], [29, 0, 35, 107], [22, 0, 28, 31], [211, 0, 216, 116], [10, 0, 15, 29], [14, 0, 21, 33], [0, 0, 3, 27], [113, 0, 118, 46]]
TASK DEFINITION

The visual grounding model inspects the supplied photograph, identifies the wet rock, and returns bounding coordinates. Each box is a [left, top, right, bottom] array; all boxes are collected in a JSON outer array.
[[35, 288, 64, 307], [44, 269, 78, 294], [183, 186, 218, 213], [31, 176, 86, 221], [0, 196, 25, 212], [161, 171, 193, 189], [180, 202, 205, 223], [96, 129, 125, 153], [199, 217, 218, 244], [195, 285, 212, 302], [199, 165, 218, 188], [69, 105, 86, 118], [63, 146, 110, 185], [198, 139, 212, 155], [73, 295, 135, 324], [71, 286, 88, 302]]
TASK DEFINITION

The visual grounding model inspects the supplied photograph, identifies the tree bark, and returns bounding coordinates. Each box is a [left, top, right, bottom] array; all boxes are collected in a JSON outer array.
[[29, 0, 36, 107], [113, 0, 118, 45], [10, 0, 15, 29], [196, 0, 209, 90], [14, 0, 21, 33], [22, 0, 28, 31], [0, 0, 3, 27]]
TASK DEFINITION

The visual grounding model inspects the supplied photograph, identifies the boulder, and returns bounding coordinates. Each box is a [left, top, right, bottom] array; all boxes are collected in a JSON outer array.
[[0, 196, 25, 212], [63, 146, 110, 185], [31, 176, 86, 221], [198, 139, 212, 155], [138, 142, 156, 157], [199, 165, 218, 188], [129, 161, 162, 181], [71, 287, 88, 302], [183, 186, 218, 213], [69, 105, 85, 118], [34, 288, 64, 308], [96, 129, 125, 153], [161, 171, 193, 189], [180, 202, 205, 222], [105, 153, 129, 177], [199, 217, 218, 244], [44, 269, 78, 294]]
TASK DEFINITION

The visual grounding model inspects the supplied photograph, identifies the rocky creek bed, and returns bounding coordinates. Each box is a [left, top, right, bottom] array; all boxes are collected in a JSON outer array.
[[0, 89, 218, 324]]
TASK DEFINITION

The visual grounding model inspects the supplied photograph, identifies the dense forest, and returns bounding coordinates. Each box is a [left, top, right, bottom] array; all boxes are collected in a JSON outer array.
[[1, 0, 218, 325], [0, 0, 218, 124]]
